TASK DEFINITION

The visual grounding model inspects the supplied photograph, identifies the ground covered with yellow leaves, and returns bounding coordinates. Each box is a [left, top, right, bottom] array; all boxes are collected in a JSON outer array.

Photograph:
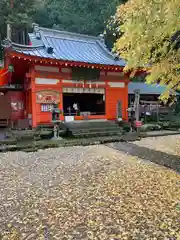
[[0, 142, 179, 239], [134, 135, 180, 156]]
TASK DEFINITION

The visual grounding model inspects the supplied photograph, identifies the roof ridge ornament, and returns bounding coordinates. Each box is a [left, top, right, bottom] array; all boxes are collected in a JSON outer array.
[[33, 23, 39, 33], [32, 23, 41, 40], [98, 34, 107, 46], [113, 53, 120, 60], [47, 46, 54, 54], [2, 39, 12, 48]]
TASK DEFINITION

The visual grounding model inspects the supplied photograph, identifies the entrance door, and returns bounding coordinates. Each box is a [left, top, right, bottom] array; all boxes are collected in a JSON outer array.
[[116, 100, 122, 119]]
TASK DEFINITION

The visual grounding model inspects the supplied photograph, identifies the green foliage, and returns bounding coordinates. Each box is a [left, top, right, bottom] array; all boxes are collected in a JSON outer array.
[[112, 0, 180, 102], [0, 0, 127, 48], [33, 0, 53, 28], [35, 0, 126, 36], [0, 0, 36, 41]]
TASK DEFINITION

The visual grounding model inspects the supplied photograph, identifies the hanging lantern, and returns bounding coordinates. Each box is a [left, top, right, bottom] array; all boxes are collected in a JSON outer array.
[[89, 84, 92, 88]]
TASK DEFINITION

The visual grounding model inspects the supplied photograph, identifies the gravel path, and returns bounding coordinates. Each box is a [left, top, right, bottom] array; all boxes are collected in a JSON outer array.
[[134, 135, 180, 156], [107, 136, 180, 172], [0, 144, 179, 239]]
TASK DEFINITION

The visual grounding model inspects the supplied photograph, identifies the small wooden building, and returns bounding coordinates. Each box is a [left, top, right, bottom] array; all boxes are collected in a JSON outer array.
[[128, 82, 172, 103], [128, 82, 180, 121], [0, 25, 129, 128]]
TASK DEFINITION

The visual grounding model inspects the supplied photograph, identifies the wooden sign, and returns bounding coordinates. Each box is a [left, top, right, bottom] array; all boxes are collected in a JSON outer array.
[[36, 90, 60, 104], [63, 87, 105, 94]]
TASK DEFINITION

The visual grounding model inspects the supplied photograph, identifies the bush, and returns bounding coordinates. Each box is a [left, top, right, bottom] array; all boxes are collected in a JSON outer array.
[[140, 124, 162, 132]]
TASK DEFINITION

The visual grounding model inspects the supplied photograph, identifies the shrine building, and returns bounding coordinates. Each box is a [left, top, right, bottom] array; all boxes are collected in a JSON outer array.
[[0, 25, 129, 128]]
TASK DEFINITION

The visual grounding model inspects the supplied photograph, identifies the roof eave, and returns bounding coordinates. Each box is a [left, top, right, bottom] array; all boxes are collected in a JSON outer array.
[[9, 50, 125, 69], [12, 42, 44, 49]]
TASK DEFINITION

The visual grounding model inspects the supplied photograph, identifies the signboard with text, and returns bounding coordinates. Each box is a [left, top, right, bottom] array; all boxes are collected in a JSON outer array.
[[36, 90, 60, 104], [63, 87, 105, 94]]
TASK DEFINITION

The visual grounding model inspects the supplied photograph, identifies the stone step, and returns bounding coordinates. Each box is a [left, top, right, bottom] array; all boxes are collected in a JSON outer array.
[[63, 120, 117, 129], [71, 125, 120, 132]]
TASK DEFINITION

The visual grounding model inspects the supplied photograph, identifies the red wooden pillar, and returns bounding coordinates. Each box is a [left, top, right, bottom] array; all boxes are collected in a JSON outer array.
[[30, 66, 37, 128], [60, 93, 63, 120], [123, 82, 129, 120], [58, 80, 63, 120], [105, 79, 109, 119]]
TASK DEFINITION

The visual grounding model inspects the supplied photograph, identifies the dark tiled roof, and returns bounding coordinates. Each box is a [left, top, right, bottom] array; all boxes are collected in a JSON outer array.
[[12, 27, 125, 66], [128, 82, 179, 95]]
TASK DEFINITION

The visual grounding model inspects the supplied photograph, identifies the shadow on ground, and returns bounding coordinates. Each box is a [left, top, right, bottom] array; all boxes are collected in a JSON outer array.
[[107, 142, 180, 172]]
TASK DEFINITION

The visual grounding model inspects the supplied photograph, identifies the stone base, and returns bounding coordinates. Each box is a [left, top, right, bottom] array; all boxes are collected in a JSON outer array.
[[51, 136, 63, 141]]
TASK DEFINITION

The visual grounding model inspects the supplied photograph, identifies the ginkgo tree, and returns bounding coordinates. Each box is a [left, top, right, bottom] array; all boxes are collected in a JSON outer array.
[[110, 0, 180, 101]]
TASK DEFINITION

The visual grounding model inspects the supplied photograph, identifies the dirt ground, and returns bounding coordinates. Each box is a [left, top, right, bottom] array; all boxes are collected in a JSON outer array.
[[0, 136, 179, 240]]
